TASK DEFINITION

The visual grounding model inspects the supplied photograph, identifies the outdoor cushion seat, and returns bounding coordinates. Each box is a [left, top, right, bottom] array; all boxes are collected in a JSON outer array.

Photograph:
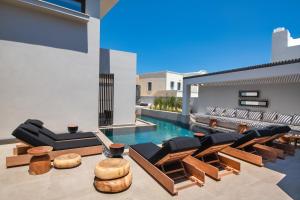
[[130, 137, 201, 164], [264, 125, 291, 134], [193, 133, 237, 156], [12, 124, 101, 150], [25, 119, 96, 140]]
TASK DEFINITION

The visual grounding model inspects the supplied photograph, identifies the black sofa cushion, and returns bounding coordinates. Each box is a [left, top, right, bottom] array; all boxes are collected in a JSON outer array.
[[193, 133, 237, 156], [130, 143, 161, 161]]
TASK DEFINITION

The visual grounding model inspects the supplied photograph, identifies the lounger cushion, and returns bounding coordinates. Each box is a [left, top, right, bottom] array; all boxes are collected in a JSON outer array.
[[39, 127, 96, 141], [130, 143, 161, 161], [265, 125, 291, 135], [231, 129, 260, 148], [193, 133, 237, 155], [53, 138, 101, 150], [275, 114, 292, 124], [25, 119, 44, 128]]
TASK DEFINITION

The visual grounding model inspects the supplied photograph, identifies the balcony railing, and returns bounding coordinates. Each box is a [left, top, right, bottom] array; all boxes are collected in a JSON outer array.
[[43, 0, 86, 13]]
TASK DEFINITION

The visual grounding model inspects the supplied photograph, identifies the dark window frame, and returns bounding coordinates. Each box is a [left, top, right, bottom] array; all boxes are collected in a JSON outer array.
[[177, 82, 181, 90], [170, 81, 175, 90], [147, 82, 152, 91]]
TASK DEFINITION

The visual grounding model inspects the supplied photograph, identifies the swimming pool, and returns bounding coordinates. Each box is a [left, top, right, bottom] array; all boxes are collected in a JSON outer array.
[[102, 116, 196, 146]]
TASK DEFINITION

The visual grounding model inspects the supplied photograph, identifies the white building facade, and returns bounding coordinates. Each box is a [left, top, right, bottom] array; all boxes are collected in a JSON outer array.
[[0, 0, 118, 140]]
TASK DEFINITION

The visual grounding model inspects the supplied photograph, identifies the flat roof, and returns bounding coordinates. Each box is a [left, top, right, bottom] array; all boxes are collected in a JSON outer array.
[[184, 58, 300, 79]]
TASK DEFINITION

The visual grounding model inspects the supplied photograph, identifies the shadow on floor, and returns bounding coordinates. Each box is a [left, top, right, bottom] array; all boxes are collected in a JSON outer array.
[[265, 149, 300, 200]]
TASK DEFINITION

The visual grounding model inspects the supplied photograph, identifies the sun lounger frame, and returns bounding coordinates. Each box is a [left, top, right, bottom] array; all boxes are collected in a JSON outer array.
[[193, 144, 240, 181], [6, 141, 103, 168], [129, 147, 205, 196]]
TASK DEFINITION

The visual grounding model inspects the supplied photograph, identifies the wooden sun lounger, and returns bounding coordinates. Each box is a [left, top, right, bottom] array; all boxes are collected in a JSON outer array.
[[129, 147, 205, 196], [221, 133, 289, 166], [193, 144, 240, 181], [6, 142, 103, 168]]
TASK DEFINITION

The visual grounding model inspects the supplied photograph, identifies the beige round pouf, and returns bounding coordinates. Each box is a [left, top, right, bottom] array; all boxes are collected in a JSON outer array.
[[94, 158, 130, 180], [94, 171, 132, 193], [53, 153, 81, 169]]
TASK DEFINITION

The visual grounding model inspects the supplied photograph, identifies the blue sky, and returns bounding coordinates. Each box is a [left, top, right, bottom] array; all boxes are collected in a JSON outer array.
[[101, 0, 300, 74]]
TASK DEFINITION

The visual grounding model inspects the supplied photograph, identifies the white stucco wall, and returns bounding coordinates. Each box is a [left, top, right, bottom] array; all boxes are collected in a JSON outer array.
[[138, 73, 166, 97], [100, 49, 137, 125], [272, 28, 300, 62], [192, 83, 300, 115], [0, 0, 101, 139]]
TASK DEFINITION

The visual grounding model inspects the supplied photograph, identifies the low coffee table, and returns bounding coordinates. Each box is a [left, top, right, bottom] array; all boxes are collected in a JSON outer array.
[[27, 146, 53, 175]]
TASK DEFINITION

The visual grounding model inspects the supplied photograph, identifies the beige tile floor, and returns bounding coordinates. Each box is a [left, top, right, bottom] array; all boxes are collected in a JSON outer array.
[[0, 143, 299, 200]]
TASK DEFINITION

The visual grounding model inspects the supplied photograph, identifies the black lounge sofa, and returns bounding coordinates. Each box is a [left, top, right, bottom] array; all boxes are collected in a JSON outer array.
[[24, 119, 96, 141], [12, 123, 101, 150], [129, 137, 205, 195]]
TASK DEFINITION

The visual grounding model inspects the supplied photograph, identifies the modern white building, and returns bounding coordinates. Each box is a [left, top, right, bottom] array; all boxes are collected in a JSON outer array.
[[100, 48, 137, 126], [272, 27, 300, 62], [182, 28, 300, 121], [0, 0, 118, 140], [137, 71, 206, 104]]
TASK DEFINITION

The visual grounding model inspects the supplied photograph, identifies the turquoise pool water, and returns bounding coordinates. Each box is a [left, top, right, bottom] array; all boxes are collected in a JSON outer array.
[[103, 116, 195, 146]]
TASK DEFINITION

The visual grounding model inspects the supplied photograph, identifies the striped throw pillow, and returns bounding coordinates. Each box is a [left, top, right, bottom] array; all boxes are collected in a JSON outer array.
[[236, 109, 248, 119], [206, 106, 215, 115], [262, 112, 277, 122], [275, 114, 292, 124], [224, 108, 236, 118], [248, 111, 262, 121], [214, 107, 225, 116], [291, 115, 300, 126]]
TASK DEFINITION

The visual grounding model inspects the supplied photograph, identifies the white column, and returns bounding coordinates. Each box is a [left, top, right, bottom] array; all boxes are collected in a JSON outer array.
[[182, 83, 191, 115]]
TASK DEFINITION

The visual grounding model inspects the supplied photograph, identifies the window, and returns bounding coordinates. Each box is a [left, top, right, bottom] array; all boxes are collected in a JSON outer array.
[[177, 82, 181, 90], [147, 82, 152, 91], [44, 0, 86, 13], [170, 81, 174, 90]]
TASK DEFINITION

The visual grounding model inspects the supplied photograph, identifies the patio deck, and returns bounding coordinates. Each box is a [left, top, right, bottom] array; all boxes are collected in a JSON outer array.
[[0, 143, 299, 200]]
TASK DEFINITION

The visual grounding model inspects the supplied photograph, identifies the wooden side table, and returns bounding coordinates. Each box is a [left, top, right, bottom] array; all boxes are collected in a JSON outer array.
[[194, 132, 206, 139], [109, 143, 125, 158], [27, 146, 53, 175], [238, 123, 248, 134], [209, 118, 217, 128]]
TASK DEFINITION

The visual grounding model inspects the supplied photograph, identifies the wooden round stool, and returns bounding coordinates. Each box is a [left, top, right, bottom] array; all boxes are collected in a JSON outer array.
[[54, 153, 81, 169], [27, 146, 53, 175]]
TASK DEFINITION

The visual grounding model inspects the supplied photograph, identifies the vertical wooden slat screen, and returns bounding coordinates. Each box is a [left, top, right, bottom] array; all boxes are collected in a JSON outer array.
[[99, 74, 114, 126]]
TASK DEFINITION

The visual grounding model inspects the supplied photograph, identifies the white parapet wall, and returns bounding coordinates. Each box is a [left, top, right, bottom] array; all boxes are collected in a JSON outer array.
[[272, 27, 300, 62], [0, 0, 102, 139], [100, 49, 137, 125]]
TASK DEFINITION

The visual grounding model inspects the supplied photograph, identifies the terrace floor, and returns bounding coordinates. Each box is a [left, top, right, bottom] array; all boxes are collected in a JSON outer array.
[[0, 143, 299, 200]]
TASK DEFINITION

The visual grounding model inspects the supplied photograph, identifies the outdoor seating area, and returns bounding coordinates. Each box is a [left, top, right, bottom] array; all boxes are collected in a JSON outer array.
[[193, 106, 300, 133]]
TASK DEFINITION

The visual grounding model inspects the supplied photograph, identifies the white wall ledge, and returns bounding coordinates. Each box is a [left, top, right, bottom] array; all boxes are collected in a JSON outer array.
[[6, 0, 90, 23]]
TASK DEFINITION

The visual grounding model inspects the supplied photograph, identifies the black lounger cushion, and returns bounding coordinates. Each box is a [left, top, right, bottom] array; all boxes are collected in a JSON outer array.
[[193, 133, 237, 156], [265, 125, 291, 135], [12, 124, 101, 150], [25, 119, 96, 140], [25, 119, 43, 128], [230, 129, 270, 148], [130, 137, 201, 164], [130, 143, 161, 160], [149, 137, 201, 164], [53, 138, 101, 150]]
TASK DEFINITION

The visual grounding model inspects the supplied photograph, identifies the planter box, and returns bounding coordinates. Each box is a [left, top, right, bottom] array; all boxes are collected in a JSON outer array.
[[141, 108, 189, 124]]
